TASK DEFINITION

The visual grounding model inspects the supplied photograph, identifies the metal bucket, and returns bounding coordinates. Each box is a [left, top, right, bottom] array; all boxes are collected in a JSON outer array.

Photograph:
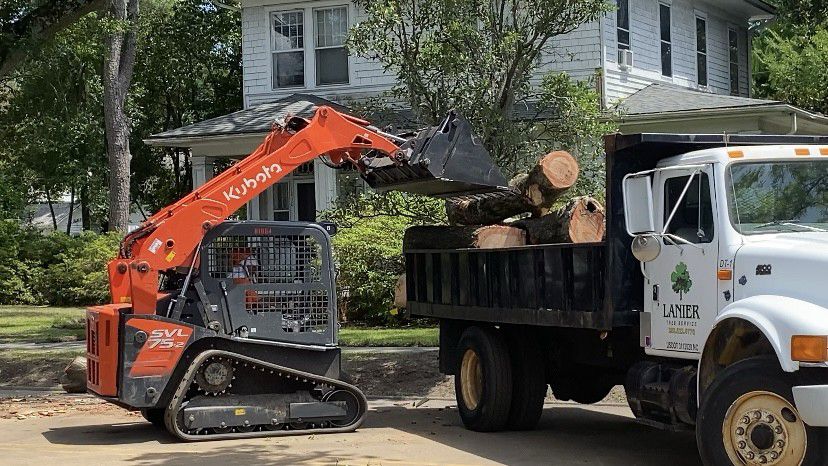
[[361, 112, 508, 198]]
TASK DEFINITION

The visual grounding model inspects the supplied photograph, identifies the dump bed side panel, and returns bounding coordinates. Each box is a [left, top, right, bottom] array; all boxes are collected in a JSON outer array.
[[405, 243, 628, 330]]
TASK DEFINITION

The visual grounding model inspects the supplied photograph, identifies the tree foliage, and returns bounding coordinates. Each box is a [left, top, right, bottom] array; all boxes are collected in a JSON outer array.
[[349, 0, 613, 176], [0, 0, 242, 229], [753, 0, 828, 114]]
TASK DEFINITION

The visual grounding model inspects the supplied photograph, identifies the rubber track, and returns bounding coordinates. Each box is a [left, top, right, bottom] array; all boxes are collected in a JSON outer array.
[[163, 349, 368, 441]]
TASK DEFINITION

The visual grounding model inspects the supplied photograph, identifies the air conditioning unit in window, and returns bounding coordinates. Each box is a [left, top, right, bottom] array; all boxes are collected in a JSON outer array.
[[618, 49, 634, 70]]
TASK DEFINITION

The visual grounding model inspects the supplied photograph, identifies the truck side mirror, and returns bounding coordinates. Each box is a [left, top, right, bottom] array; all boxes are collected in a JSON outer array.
[[622, 175, 656, 235]]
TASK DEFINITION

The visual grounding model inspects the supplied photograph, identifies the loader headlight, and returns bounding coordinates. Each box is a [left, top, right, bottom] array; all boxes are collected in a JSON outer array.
[[791, 335, 828, 362]]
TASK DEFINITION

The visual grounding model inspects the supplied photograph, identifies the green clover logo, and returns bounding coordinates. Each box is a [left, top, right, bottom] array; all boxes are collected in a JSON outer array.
[[671, 262, 692, 300]]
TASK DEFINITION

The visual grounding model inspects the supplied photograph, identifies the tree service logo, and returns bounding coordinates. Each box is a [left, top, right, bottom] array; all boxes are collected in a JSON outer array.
[[671, 262, 692, 300]]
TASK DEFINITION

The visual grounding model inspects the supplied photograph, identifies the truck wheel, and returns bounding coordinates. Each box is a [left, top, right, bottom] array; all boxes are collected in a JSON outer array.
[[454, 326, 512, 432], [697, 356, 827, 466], [141, 408, 166, 429], [506, 334, 546, 430]]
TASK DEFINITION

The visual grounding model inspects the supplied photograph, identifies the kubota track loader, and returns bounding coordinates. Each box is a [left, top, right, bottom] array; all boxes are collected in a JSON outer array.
[[85, 106, 507, 440]]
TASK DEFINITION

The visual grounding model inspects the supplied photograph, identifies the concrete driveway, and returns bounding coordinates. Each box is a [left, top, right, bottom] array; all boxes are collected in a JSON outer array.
[[0, 398, 700, 466]]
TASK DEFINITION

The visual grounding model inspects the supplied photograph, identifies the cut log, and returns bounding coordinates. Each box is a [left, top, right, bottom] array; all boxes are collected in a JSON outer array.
[[403, 225, 526, 251], [394, 274, 407, 309], [60, 356, 87, 394], [446, 150, 578, 225], [513, 196, 605, 244]]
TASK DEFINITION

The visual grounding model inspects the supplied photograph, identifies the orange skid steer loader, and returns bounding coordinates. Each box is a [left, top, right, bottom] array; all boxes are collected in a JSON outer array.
[[85, 107, 507, 440]]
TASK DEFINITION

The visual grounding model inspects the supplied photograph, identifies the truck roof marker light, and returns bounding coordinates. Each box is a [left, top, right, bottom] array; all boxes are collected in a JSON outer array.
[[791, 335, 828, 362], [728, 150, 744, 159], [820, 148, 828, 156], [717, 269, 732, 280], [795, 147, 811, 156]]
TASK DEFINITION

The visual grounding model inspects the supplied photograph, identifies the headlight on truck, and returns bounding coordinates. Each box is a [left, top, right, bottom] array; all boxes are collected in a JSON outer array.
[[791, 335, 828, 362]]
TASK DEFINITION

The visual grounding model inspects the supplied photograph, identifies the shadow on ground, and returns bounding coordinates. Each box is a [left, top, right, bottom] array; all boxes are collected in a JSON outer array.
[[42, 404, 701, 465]]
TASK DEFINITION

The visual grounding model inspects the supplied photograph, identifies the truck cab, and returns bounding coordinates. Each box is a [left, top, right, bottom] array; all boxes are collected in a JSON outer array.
[[622, 140, 828, 465]]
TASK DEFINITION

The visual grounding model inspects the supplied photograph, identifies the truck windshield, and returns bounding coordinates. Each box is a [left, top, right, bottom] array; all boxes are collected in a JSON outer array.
[[728, 160, 828, 234]]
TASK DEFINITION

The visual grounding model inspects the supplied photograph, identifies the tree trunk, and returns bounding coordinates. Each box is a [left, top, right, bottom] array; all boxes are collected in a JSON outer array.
[[103, 0, 138, 232], [45, 189, 58, 231], [513, 196, 605, 244], [65, 184, 76, 235], [403, 224, 526, 250], [80, 183, 91, 230], [446, 150, 578, 225], [393, 274, 406, 309]]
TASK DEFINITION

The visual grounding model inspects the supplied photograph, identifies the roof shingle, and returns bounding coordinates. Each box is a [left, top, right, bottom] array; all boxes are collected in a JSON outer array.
[[617, 83, 778, 115]]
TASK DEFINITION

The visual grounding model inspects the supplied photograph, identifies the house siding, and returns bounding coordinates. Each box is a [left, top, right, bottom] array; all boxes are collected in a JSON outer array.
[[602, 0, 752, 105]]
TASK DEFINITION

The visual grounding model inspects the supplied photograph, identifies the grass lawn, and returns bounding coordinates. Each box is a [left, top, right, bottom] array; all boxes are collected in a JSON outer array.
[[0, 305, 438, 347], [0, 306, 86, 344], [339, 326, 438, 347]]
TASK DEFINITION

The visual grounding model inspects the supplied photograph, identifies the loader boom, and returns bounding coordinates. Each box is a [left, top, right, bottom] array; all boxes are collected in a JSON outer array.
[[110, 107, 401, 314]]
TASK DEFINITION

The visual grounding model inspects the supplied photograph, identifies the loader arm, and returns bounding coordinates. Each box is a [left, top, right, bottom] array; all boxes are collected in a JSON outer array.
[[110, 106, 401, 314]]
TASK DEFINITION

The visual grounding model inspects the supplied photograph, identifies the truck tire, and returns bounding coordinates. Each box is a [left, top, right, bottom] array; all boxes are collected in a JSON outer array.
[[697, 356, 827, 466], [506, 334, 546, 430], [454, 326, 512, 432]]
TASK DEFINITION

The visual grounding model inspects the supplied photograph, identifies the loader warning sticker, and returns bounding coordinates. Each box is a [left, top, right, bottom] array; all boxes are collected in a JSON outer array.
[[148, 238, 163, 254]]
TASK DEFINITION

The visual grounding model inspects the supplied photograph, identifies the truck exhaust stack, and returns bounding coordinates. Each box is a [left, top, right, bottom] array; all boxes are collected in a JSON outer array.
[[361, 111, 509, 198]]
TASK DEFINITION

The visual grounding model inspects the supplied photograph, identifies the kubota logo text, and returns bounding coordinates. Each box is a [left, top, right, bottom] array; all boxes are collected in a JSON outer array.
[[223, 163, 283, 201], [147, 328, 191, 349]]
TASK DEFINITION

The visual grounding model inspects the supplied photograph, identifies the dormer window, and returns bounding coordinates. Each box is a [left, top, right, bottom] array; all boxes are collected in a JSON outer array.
[[270, 5, 350, 90]]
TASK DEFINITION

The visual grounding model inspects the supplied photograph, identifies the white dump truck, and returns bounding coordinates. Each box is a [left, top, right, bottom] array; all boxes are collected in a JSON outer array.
[[405, 133, 828, 465]]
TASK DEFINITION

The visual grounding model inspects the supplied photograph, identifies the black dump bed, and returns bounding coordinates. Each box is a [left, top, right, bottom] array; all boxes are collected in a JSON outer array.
[[405, 133, 828, 331]]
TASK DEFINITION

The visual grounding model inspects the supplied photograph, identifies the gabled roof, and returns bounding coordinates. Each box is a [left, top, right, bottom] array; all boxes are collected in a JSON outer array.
[[616, 83, 779, 115], [146, 94, 349, 145]]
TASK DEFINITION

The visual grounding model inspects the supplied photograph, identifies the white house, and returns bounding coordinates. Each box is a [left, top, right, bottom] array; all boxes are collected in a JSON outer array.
[[146, 0, 828, 222]]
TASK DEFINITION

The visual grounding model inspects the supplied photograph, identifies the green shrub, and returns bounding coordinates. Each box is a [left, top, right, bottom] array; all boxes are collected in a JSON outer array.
[[34, 232, 120, 306], [0, 220, 120, 306], [0, 220, 40, 304], [331, 215, 408, 325]]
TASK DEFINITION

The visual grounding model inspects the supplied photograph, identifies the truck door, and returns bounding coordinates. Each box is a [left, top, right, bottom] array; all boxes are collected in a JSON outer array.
[[647, 166, 718, 357]]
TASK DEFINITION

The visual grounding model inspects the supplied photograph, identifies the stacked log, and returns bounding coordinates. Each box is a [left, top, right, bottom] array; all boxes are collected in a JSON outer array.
[[404, 150, 605, 254], [446, 150, 579, 225]]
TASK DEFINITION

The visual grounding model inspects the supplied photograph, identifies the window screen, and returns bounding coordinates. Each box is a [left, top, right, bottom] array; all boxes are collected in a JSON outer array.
[[729, 28, 740, 96], [617, 0, 630, 50], [659, 4, 672, 77], [315, 6, 349, 85], [696, 17, 707, 86], [272, 11, 305, 88]]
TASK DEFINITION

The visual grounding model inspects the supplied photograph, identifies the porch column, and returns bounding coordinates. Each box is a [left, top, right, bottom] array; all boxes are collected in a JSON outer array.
[[314, 158, 337, 213], [191, 156, 215, 188]]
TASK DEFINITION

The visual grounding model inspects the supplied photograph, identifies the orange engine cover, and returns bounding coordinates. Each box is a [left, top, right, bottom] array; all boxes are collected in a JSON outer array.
[[86, 304, 127, 397]]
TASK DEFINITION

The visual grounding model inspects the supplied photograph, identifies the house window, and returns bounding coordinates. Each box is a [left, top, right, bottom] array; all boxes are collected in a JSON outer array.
[[271, 11, 305, 88], [696, 16, 707, 87], [617, 0, 630, 51], [315, 6, 349, 85], [272, 183, 290, 221], [729, 28, 740, 96], [659, 3, 672, 77]]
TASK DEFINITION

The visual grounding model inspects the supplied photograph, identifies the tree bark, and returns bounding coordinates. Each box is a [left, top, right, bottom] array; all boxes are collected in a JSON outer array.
[[513, 196, 605, 244], [393, 274, 406, 309], [0, 0, 106, 77], [403, 224, 526, 250], [45, 189, 58, 231], [103, 0, 138, 232], [66, 184, 76, 235], [80, 183, 91, 230], [446, 150, 578, 225]]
